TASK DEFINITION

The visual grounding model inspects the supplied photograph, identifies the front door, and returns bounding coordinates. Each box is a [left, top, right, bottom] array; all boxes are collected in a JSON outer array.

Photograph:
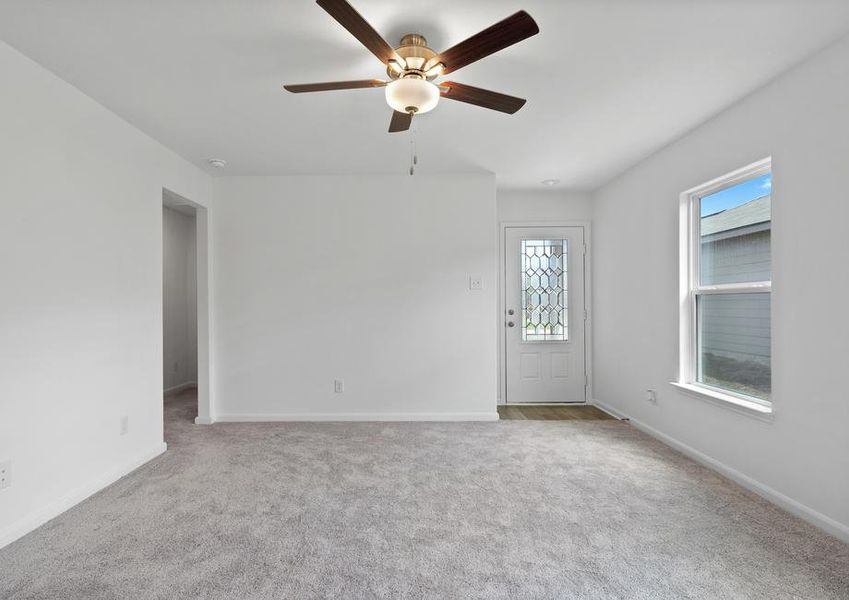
[[504, 227, 586, 403]]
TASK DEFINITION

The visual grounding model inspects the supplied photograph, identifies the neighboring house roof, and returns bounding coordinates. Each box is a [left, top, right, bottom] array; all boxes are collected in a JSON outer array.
[[702, 195, 771, 237]]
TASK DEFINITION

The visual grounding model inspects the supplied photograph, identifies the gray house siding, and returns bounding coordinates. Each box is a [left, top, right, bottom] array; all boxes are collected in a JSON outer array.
[[699, 196, 771, 370], [700, 229, 770, 285], [698, 290, 771, 365]]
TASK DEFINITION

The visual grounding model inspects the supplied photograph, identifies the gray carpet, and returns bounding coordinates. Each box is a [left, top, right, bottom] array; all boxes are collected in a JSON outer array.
[[1, 389, 847, 599]]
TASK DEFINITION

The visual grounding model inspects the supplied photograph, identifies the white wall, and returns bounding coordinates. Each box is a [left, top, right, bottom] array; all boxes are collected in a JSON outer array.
[[162, 207, 198, 392], [497, 189, 592, 223], [0, 41, 212, 548], [591, 36, 849, 540], [212, 174, 497, 420]]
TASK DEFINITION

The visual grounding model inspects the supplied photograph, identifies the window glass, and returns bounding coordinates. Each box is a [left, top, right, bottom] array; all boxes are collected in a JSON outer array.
[[521, 239, 568, 342], [697, 293, 771, 400], [700, 173, 771, 286]]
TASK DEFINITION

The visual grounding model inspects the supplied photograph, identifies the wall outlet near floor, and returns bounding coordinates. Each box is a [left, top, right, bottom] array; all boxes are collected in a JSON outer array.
[[120, 416, 129, 435], [645, 389, 658, 404], [469, 276, 483, 290], [0, 461, 10, 489], [173, 361, 179, 374], [334, 379, 344, 393]]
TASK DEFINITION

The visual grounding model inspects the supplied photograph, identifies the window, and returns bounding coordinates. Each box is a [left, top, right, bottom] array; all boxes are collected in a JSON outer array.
[[677, 159, 772, 412], [521, 239, 568, 341]]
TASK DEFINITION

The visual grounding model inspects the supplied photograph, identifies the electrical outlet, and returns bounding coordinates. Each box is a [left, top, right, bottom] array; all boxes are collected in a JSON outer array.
[[0, 461, 10, 490], [173, 361, 179, 374], [334, 379, 344, 393], [645, 389, 658, 404], [469, 276, 483, 290], [120, 416, 129, 435]]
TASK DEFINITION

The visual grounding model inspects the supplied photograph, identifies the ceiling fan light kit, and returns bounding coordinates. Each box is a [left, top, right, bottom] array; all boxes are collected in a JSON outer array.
[[385, 78, 440, 115], [283, 0, 539, 134]]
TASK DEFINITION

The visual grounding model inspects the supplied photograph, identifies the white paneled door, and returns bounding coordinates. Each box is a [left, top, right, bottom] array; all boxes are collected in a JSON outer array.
[[505, 227, 586, 403]]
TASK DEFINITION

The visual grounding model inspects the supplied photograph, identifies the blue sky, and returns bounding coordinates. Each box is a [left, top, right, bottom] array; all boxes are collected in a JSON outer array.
[[701, 173, 772, 217]]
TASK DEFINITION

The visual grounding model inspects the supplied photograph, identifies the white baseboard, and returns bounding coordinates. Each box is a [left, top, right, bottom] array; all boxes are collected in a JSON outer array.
[[194, 416, 214, 425], [591, 399, 849, 544], [214, 412, 500, 422], [0, 442, 167, 550], [590, 399, 629, 420], [164, 381, 197, 395]]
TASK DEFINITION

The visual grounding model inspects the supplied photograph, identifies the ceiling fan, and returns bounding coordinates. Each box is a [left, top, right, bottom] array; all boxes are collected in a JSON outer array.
[[284, 0, 539, 133]]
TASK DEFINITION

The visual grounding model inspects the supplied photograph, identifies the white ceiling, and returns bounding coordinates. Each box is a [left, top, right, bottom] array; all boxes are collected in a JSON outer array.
[[2, 1, 848, 190]]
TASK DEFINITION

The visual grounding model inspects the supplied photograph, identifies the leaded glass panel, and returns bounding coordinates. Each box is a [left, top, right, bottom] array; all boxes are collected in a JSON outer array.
[[521, 240, 568, 341]]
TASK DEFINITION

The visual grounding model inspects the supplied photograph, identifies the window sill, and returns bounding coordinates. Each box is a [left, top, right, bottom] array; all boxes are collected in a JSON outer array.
[[669, 382, 774, 422]]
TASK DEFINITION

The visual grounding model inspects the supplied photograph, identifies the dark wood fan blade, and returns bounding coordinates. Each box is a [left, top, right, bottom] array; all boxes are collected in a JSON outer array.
[[440, 81, 527, 114], [388, 110, 412, 133], [283, 79, 386, 93], [316, 0, 399, 64], [436, 11, 538, 75]]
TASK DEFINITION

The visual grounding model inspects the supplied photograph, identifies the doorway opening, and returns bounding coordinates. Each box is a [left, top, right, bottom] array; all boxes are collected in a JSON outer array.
[[162, 189, 209, 424]]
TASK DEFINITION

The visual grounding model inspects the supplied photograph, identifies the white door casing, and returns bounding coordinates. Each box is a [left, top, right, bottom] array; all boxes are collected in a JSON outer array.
[[504, 226, 586, 404]]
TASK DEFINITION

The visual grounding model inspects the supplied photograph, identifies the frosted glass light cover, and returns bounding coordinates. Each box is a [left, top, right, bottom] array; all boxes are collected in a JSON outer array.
[[385, 78, 440, 114]]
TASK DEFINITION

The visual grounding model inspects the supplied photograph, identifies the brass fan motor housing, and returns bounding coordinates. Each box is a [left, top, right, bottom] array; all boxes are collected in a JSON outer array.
[[387, 33, 440, 80]]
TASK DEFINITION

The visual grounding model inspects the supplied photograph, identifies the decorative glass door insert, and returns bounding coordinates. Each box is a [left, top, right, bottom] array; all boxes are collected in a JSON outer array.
[[521, 239, 568, 342]]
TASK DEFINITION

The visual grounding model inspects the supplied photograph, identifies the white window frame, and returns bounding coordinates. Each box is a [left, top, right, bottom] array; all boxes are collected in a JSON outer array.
[[673, 157, 773, 416]]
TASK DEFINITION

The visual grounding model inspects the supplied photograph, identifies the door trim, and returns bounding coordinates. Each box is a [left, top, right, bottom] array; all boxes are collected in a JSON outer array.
[[498, 222, 593, 406]]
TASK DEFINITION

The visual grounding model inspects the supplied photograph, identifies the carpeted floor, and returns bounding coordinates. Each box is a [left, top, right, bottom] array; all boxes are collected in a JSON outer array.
[[1, 389, 847, 599]]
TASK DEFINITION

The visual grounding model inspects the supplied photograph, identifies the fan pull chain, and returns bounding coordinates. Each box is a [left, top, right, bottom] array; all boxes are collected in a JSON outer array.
[[409, 115, 418, 176]]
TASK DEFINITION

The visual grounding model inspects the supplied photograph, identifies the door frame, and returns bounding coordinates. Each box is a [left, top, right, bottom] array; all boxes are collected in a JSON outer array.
[[498, 222, 593, 406], [162, 188, 213, 424]]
